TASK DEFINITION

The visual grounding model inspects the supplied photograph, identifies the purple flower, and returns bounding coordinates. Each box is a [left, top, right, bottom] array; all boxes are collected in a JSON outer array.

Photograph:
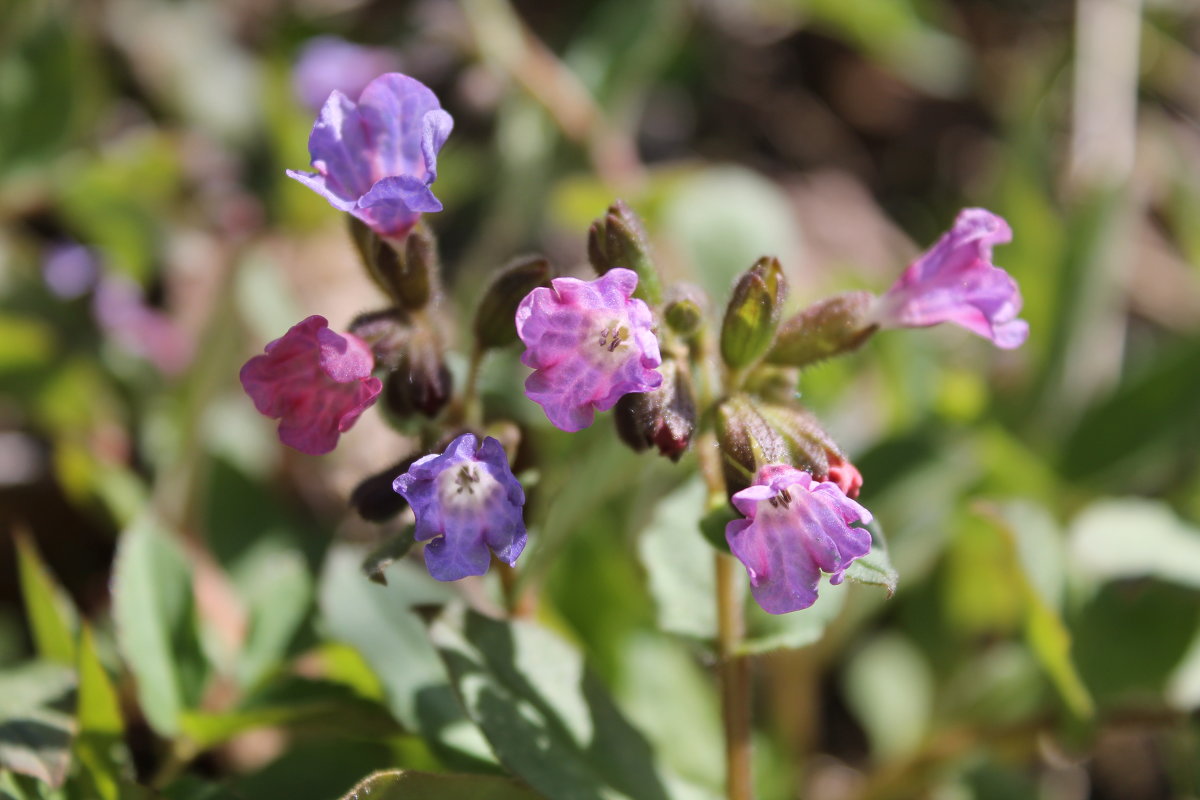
[[515, 268, 662, 432], [393, 434, 527, 581], [725, 465, 872, 614], [93, 277, 193, 375], [873, 208, 1029, 349], [292, 36, 402, 112], [239, 315, 382, 455], [286, 73, 453, 239], [42, 243, 99, 299]]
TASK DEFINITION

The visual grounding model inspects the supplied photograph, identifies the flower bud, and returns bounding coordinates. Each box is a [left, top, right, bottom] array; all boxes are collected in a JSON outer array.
[[720, 256, 787, 370], [473, 255, 552, 349], [766, 291, 875, 368], [384, 344, 452, 418], [756, 403, 861, 496], [348, 217, 439, 310], [614, 358, 696, 461], [715, 394, 789, 494], [587, 199, 663, 305], [350, 454, 421, 522], [662, 283, 707, 338]]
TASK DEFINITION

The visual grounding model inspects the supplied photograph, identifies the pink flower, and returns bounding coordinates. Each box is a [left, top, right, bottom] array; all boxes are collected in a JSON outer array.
[[873, 208, 1028, 349], [726, 465, 872, 614], [515, 268, 662, 432], [240, 316, 383, 455]]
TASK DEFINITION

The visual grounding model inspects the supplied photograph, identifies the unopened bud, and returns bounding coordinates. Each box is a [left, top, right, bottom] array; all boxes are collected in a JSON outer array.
[[614, 359, 696, 461], [350, 454, 420, 522], [720, 256, 787, 370], [587, 200, 663, 305], [384, 344, 452, 418], [715, 394, 789, 494], [663, 283, 707, 338], [766, 291, 875, 368], [474, 255, 552, 349]]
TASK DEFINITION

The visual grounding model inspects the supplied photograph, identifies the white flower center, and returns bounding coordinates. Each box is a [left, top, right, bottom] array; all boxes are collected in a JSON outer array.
[[590, 316, 632, 364], [437, 462, 501, 510]]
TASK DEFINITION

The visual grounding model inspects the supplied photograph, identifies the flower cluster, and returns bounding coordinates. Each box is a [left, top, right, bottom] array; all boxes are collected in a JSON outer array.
[[240, 65, 1028, 609]]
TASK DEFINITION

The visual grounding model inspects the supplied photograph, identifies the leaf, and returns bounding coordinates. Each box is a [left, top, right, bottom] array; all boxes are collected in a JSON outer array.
[[429, 606, 707, 800], [179, 677, 400, 748], [637, 478, 717, 639], [74, 627, 129, 800], [1068, 498, 1200, 590], [111, 516, 208, 736], [337, 770, 544, 800], [361, 528, 417, 586], [844, 520, 899, 596], [235, 549, 312, 689], [14, 533, 77, 665], [843, 634, 934, 759], [0, 662, 76, 788], [317, 545, 493, 767]]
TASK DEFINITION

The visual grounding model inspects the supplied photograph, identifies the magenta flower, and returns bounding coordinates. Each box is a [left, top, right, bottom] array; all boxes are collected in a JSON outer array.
[[873, 208, 1028, 349], [292, 36, 401, 112], [515, 268, 662, 432], [286, 72, 453, 239], [726, 465, 872, 614], [239, 315, 382, 455], [393, 434, 527, 581]]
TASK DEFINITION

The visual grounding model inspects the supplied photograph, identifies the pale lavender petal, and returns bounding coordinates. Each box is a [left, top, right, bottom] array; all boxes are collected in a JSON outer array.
[[292, 37, 401, 112]]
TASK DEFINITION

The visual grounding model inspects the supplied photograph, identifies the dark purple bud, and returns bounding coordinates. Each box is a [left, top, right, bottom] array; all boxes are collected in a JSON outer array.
[[351, 454, 421, 522], [720, 256, 787, 370], [384, 347, 453, 419], [474, 255, 553, 349], [767, 291, 875, 368], [614, 358, 696, 461]]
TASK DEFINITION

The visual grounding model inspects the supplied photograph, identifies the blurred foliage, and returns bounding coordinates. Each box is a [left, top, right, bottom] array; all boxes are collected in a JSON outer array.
[[2, 0, 1200, 798]]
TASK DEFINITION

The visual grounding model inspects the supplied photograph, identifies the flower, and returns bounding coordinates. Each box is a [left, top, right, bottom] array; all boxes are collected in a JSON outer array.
[[393, 433, 527, 581], [873, 208, 1028, 349], [515, 268, 662, 432], [239, 315, 382, 455], [292, 36, 401, 112], [93, 276, 193, 375], [42, 242, 99, 299], [725, 465, 872, 614], [286, 72, 453, 239]]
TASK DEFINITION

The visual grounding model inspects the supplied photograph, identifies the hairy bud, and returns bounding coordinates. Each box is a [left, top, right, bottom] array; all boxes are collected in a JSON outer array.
[[384, 343, 452, 419], [348, 217, 439, 310], [474, 255, 552, 349], [766, 291, 875, 368], [663, 283, 707, 338], [587, 199, 662, 305], [350, 454, 420, 522], [720, 256, 787, 370]]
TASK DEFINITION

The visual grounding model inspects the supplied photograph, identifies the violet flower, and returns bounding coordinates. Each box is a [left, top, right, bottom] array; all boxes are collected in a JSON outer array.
[[515, 268, 662, 432], [42, 243, 99, 299], [292, 36, 401, 112], [726, 465, 872, 614], [287, 72, 453, 239], [393, 433, 527, 581], [873, 208, 1029, 349], [240, 315, 382, 455]]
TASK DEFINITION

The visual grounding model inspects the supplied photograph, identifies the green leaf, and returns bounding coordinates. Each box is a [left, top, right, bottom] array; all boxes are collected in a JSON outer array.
[[73, 627, 129, 800], [337, 770, 544, 800], [844, 520, 899, 597], [429, 606, 708, 800], [235, 549, 312, 689], [638, 477, 717, 639], [1068, 498, 1200, 590], [179, 677, 400, 749], [0, 662, 76, 788], [843, 634, 934, 759], [14, 533, 76, 665], [111, 516, 208, 736], [317, 546, 493, 767]]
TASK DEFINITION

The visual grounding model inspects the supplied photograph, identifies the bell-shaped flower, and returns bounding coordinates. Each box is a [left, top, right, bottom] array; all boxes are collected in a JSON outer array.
[[726, 465, 872, 614], [287, 72, 453, 239], [393, 434, 527, 581], [515, 268, 662, 432], [240, 315, 382, 455], [292, 36, 401, 112], [873, 208, 1028, 349]]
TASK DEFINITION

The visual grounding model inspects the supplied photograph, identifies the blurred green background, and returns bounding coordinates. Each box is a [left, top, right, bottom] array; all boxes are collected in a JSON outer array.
[[1, 0, 1199, 798]]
